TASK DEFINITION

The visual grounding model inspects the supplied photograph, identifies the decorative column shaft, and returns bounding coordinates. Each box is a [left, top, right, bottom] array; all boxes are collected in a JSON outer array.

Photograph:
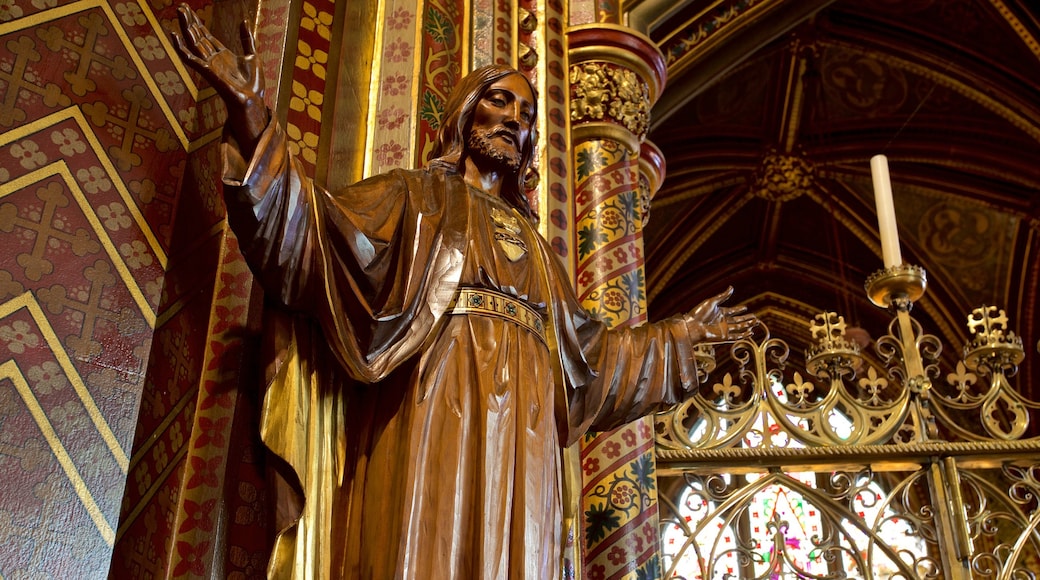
[[567, 24, 667, 580]]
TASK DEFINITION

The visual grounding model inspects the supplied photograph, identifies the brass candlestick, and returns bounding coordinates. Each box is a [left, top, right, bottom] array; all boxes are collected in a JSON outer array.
[[865, 264, 927, 309]]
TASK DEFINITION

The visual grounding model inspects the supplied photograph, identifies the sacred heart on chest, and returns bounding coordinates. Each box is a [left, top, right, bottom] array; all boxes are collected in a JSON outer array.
[[490, 207, 528, 262]]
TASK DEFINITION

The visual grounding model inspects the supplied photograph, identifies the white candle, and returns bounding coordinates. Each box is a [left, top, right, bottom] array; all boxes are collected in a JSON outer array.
[[870, 154, 902, 268]]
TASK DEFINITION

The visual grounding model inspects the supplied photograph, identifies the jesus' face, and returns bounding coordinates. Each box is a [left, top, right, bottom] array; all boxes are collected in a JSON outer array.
[[467, 73, 535, 173]]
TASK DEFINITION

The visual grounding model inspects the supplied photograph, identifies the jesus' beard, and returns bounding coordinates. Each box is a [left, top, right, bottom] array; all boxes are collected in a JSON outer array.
[[467, 130, 522, 173]]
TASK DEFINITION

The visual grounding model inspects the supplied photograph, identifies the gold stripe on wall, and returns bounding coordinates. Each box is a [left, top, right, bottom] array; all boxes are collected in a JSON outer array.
[[363, 0, 390, 178], [115, 437, 189, 541], [989, 0, 1040, 60], [409, 0, 427, 167], [0, 2, 178, 147], [0, 108, 180, 272], [133, 0, 212, 99], [95, 0, 198, 149], [154, 220, 228, 328], [1, 359, 116, 546], [0, 294, 129, 471], [0, 161, 158, 326], [0, 1, 221, 149], [125, 377, 199, 473]]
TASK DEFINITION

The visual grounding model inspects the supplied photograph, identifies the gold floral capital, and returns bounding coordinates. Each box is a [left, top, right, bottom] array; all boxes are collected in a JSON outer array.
[[569, 62, 650, 138], [567, 25, 667, 146]]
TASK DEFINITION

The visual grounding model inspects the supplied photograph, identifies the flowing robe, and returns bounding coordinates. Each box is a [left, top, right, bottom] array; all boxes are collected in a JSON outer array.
[[222, 122, 701, 579]]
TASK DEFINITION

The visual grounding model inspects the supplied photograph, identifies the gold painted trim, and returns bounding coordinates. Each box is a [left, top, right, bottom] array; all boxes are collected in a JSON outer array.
[[0, 161, 157, 327], [265, 0, 303, 121], [410, 0, 428, 167], [0, 107, 178, 271], [657, 0, 776, 77], [185, 126, 224, 154], [115, 435, 190, 540], [450, 287, 547, 343], [0, 1, 88, 33], [155, 220, 228, 329], [363, 0, 389, 178], [0, 0, 231, 150], [657, 438, 1040, 470], [169, 226, 246, 553], [314, 0, 350, 184], [623, 0, 687, 35], [534, 0, 575, 261], [511, 0, 519, 70], [567, 23, 661, 57], [989, 0, 1040, 60], [1, 359, 115, 546], [637, 140, 665, 198], [321, 0, 379, 187], [533, 3, 581, 578], [533, 0, 547, 239], [134, 0, 207, 99], [0, 0, 204, 149], [125, 381, 199, 473], [0, 294, 129, 471], [97, 0, 202, 148], [461, 0, 472, 71], [572, 122, 640, 155]]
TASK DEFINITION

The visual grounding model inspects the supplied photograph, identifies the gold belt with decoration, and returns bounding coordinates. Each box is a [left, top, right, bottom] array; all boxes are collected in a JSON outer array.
[[449, 287, 546, 343]]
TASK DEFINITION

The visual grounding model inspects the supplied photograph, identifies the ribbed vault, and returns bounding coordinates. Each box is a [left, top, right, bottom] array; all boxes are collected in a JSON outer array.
[[635, 0, 1040, 398]]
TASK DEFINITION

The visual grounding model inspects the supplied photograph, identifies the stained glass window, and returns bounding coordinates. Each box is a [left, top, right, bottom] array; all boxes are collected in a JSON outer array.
[[661, 380, 926, 578]]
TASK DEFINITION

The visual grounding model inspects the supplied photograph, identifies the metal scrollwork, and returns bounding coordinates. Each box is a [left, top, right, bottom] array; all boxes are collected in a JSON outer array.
[[953, 467, 1040, 579], [923, 306, 1040, 442], [659, 469, 931, 578], [656, 281, 1040, 578], [657, 316, 914, 450]]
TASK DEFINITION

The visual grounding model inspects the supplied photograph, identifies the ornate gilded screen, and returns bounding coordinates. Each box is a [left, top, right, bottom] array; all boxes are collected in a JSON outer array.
[[655, 292, 1040, 579]]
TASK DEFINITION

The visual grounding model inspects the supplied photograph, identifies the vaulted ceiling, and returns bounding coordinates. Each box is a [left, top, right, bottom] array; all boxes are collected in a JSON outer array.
[[635, 0, 1040, 398]]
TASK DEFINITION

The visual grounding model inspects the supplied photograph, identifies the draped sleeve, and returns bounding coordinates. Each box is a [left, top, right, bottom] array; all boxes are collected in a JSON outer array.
[[529, 233, 701, 445], [221, 121, 468, 383]]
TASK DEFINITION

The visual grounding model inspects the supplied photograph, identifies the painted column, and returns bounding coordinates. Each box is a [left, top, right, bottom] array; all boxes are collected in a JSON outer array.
[[567, 25, 667, 580]]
